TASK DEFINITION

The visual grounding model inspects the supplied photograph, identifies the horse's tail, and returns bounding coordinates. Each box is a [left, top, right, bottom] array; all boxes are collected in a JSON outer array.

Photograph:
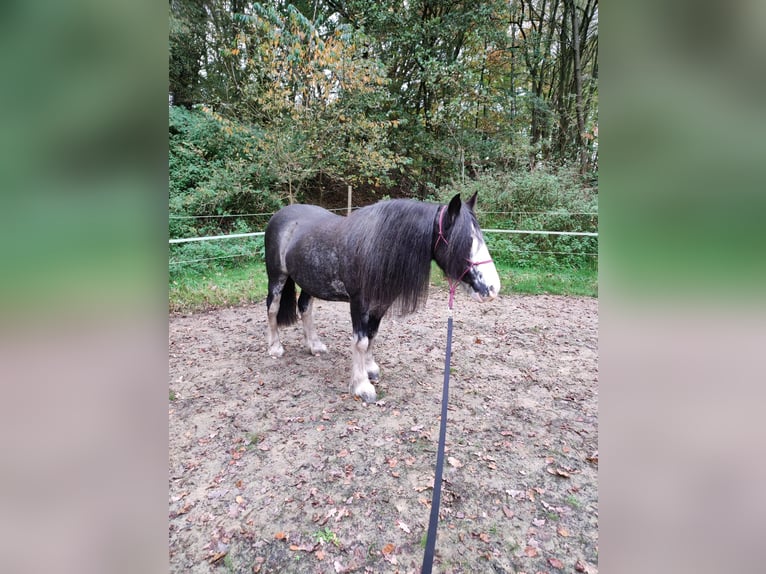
[[277, 277, 299, 327]]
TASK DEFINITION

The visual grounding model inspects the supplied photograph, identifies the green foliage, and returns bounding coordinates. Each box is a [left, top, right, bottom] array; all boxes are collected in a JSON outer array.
[[169, 105, 282, 238], [313, 527, 340, 547], [440, 167, 598, 270]]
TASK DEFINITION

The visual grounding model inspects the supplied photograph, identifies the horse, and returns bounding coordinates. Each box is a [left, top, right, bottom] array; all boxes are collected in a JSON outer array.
[[264, 192, 501, 403]]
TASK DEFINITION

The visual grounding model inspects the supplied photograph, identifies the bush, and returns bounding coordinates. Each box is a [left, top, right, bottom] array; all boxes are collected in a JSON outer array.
[[439, 166, 598, 269], [169, 219, 265, 278], [169, 105, 283, 237]]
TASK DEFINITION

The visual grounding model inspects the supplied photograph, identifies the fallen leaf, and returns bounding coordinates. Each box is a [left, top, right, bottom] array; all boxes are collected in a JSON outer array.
[[575, 559, 598, 573], [502, 505, 514, 518], [290, 543, 318, 552], [381, 543, 395, 555], [557, 527, 570, 537], [548, 557, 564, 569], [274, 532, 286, 540], [553, 468, 571, 478], [448, 457, 463, 468], [208, 551, 227, 563], [479, 532, 490, 542], [524, 546, 538, 557], [397, 520, 411, 533], [315, 549, 325, 561], [235, 495, 244, 504], [170, 491, 189, 502]]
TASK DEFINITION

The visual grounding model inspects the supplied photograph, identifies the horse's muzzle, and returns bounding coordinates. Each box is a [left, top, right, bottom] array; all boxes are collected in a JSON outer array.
[[470, 284, 499, 303], [465, 264, 501, 302]]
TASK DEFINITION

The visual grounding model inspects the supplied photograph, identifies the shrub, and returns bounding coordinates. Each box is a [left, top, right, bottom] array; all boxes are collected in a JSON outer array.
[[439, 166, 598, 269]]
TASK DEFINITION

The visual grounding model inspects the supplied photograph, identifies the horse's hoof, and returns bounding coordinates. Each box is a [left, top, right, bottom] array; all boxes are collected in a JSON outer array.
[[353, 382, 377, 404], [268, 345, 284, 358], [308, 342, 327, 355]]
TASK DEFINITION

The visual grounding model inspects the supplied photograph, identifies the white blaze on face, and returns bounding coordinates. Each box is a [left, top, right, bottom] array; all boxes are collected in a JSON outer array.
[[469, 227, 501, 302]]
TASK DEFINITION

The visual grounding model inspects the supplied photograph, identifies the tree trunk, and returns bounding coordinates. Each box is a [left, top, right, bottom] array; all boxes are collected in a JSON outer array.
[[568, 0, 587, 173]]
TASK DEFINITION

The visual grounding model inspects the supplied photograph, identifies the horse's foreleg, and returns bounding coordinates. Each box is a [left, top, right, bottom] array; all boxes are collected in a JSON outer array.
[[349, 306, 382, 403], [298, 292, 327, 355], [266, 290, 284, 357], [350, 334, 377, 403], [364, 337, 380, 382]]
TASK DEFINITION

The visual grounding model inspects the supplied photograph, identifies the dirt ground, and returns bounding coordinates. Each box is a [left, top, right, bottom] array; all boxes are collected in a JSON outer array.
[[169, 288, 598, 573]]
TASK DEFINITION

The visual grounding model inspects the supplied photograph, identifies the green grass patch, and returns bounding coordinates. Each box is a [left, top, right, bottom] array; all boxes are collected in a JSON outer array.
[[170, 259, 596, 313], [430, 261, 597, 297], [169, 259, 268, 314], [498, 264, 597, 297], [313, 527, 340, 547]]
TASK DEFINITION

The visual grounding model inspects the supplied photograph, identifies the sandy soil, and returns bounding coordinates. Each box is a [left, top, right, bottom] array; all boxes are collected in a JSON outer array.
[[169, 288, 598, 573]]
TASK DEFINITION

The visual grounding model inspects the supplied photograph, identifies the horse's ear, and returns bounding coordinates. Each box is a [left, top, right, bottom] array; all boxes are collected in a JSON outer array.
[[466, 191, 478, 211], [447, 194, 462, 222]]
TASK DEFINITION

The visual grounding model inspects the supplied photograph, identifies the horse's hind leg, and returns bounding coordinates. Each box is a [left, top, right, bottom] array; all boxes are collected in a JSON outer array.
[[298, 291, 327, 355], [266, 280, 285, 357]]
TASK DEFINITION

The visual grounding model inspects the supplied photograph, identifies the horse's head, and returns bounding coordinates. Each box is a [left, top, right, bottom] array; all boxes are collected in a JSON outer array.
[[435, 192, 501, 303]]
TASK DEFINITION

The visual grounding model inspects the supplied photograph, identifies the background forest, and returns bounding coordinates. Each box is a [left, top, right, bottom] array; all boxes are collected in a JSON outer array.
[[168, 0, 598, 308]]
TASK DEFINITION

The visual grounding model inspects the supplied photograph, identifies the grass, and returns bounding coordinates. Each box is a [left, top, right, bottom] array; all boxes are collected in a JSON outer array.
[[169, 260, 268, 314], [169, 259, 597, 314], [314, 527, 340, 546]]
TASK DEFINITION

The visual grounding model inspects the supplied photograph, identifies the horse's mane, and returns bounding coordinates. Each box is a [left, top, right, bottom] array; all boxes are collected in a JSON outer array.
[[344, 199, 436, 316], [344, 197, 478, 316]]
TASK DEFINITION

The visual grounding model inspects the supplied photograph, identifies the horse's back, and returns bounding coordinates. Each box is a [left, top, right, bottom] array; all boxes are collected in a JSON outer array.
[[265, 204, 346, 282]]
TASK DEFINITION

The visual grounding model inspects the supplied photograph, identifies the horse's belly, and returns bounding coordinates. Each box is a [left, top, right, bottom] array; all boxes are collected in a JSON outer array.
[[290, 264, 350, 301], [297, 277, 350, 302]]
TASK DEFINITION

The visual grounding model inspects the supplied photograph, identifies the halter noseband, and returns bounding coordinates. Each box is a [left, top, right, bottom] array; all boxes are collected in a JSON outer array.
[[435, 205, 495, 309]]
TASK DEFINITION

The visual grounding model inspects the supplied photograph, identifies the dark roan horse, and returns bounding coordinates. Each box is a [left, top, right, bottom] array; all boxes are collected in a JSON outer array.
[[264, 192, 501, 403]]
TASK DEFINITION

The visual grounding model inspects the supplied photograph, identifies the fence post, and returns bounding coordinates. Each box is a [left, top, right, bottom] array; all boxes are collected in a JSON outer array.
[[347, 185, 352, 216]]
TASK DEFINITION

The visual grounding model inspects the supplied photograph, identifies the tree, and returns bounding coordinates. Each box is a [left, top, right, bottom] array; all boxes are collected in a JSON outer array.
[[239, 2, 401, 201]]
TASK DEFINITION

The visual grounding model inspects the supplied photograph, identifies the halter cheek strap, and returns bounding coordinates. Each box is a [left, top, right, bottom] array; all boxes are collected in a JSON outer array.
[[435, 206, 494, 309], [434, 205, 450, 251]]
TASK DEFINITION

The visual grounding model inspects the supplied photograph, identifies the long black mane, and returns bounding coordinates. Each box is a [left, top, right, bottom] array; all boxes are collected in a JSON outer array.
[[344, 199, 436, 315], [344, 197, 477, 316]]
